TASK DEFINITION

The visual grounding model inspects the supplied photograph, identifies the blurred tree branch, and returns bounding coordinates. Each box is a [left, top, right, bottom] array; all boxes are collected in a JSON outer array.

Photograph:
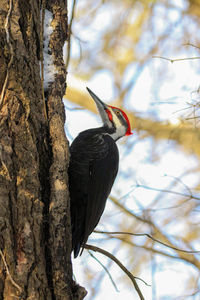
[[65, 87, 200, 158], [85, 244, 145, 300], [109, 196, 200, 270]]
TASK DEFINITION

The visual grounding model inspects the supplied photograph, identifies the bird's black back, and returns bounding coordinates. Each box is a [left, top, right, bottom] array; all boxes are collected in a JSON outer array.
[[68, 128, 119, 258]]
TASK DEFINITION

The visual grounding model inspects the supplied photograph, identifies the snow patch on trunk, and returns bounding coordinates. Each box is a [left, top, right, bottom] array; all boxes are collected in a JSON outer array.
[[41, 9, 58, 90]]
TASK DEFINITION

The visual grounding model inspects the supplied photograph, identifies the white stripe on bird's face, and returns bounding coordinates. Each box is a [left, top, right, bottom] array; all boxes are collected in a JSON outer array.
[[108, 108, 126, 141]]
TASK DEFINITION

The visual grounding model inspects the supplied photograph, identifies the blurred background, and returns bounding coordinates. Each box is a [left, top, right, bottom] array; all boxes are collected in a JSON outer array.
[[64, 0, 200, 299]]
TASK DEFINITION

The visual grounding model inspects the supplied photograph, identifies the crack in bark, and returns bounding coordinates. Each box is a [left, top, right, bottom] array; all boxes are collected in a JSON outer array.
[[39, 128, 55, 299]]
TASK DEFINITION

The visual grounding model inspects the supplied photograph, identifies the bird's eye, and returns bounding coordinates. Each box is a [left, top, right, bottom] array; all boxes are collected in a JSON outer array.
[[116, 110, 120, 115]]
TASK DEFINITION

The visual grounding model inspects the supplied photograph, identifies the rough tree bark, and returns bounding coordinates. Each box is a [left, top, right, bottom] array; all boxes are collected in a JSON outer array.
[[0, 1, 85, 299]]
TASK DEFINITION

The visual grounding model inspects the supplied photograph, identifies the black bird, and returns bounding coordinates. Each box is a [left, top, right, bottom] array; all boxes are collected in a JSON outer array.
[[69, 87, 132, 258]]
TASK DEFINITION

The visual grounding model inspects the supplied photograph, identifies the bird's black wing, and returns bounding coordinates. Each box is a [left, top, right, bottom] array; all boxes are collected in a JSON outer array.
[[69, 129, 119, 257], [84, 135, 119, 242]]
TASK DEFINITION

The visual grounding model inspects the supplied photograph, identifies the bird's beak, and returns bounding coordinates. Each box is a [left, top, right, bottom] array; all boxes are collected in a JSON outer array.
[[86, 87, 107, 110], [86, 87, 109, 123]]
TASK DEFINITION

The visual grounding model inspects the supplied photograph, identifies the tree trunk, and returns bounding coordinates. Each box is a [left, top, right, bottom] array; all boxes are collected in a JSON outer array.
[[0, 1, 82, 299]]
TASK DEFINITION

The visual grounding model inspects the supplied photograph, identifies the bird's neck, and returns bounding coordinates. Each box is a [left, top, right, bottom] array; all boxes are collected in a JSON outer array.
[[99, 125, 125, 141], [82, 125, 125, 142]]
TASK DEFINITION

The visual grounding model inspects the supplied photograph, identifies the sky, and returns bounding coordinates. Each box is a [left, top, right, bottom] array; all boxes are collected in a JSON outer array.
[[65, 1, 200, 299]]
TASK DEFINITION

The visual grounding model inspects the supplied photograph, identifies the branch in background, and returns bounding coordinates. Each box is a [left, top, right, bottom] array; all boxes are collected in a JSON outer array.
[[183, 43, 200, 50], [94, 230, 200, 254], [134, 173, 197, 212], [88, 250, 119, 292], [153, 55, 200, 63], [109, 235, 181, 260], [110, 196, 200, 269], [66, 0, 77, 70], [85, 244, 147, 300], [133, 183, 200, 201]]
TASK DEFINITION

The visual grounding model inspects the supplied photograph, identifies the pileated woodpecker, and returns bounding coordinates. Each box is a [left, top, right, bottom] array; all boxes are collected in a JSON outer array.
[[69, 87, 132, 258]]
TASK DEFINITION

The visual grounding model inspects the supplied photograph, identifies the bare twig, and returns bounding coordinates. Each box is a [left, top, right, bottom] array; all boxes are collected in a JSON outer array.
[[165, 174, 193, 197], [153, 55, 200, 63], [85, 244, 146, 300], [0, 249, 22, 293], [109, 236, 180, 260], [183, 43, 200, 50], [94, 231, 200, 254], [134, 183, 200, 201], [0, 0, 14, 108], [88, 250, 119, 292]]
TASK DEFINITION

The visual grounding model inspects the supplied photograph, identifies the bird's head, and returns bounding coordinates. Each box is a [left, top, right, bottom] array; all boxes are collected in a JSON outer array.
[[87, 87, 132, 141]]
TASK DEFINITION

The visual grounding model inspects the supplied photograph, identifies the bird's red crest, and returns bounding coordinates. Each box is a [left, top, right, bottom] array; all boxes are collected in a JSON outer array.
[[121, 109, 132, 136]]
